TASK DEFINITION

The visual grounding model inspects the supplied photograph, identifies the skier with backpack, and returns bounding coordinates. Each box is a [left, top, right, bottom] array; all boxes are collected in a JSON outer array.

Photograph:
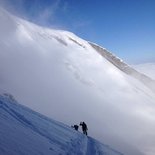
[[80, 122, 88, 135], [71, 124, 79, 131]]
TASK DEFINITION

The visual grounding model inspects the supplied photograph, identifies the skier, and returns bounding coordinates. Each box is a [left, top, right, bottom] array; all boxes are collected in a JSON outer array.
[[80, 122, 88, 135], [71, 124, 79, 131]]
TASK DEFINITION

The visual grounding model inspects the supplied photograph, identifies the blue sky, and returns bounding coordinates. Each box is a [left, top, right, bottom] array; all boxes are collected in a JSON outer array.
[[1, 0, 155, 64]]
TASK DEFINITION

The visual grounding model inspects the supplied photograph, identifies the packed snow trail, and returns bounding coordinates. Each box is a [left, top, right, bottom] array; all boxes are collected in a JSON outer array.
[[0, 94, 122, 155], [86, 137, 97, 155], [81, 136, 101, 155], [86, 136, 123, 155]]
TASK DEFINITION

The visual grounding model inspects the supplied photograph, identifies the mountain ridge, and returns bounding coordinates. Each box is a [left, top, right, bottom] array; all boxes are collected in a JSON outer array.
[[0, 93, 123, 155], [89, 42, 155, 93]]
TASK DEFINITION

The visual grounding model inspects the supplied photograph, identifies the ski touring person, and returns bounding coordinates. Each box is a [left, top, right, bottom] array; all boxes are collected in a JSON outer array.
[[80, 122, 88, 135], [71, 124, 79, 131]]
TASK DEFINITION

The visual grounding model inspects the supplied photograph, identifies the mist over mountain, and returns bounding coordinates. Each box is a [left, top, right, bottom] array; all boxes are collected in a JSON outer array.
[[0, 7, 155, 155]]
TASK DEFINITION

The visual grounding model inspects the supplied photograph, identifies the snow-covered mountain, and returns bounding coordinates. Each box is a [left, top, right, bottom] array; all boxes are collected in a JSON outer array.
[[89, 43, 155, 93], [0, 7, 155, 155], [0, 93, 122, 155]]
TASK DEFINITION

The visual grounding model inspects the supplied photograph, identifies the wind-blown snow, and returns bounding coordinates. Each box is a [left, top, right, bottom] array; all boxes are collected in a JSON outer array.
[[89, 42, 155, 93], [0, 7, 155, 155], [0, 94, 122, 155]]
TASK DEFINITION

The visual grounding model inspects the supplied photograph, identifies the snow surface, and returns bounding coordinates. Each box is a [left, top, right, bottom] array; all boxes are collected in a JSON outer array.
[[0, 7, 155, 155], [89, 42, 155, 93], [0, 94, 122, 155]]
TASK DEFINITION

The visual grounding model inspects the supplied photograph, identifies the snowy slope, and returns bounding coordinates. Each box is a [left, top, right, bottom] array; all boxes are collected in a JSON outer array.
[[89, 43, 155, 92], [0, 93, 122, 155], [0, 7, 155, 155], [133, 63, 155, 80]]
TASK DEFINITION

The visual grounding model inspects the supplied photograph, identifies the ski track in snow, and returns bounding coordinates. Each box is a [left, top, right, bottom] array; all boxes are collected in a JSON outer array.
[[0, 94, 122, 155], [86, 137, 97, 155]]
